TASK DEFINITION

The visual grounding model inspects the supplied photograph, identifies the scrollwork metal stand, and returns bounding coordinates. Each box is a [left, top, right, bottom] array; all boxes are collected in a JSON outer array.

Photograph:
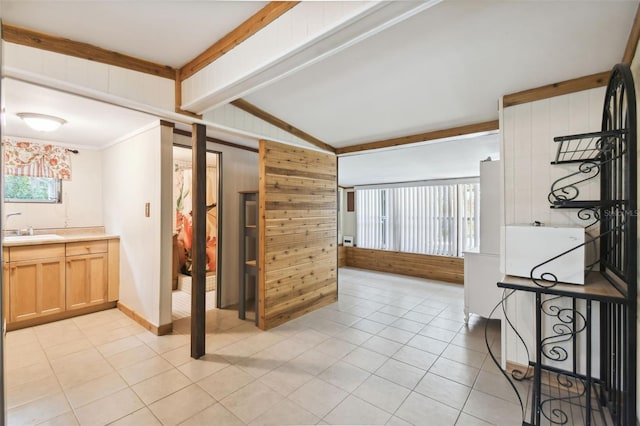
[[491, 63, 637, 426]]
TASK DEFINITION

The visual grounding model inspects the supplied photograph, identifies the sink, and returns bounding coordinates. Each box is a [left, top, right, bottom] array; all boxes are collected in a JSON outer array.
[[3, 234, 65, 242]]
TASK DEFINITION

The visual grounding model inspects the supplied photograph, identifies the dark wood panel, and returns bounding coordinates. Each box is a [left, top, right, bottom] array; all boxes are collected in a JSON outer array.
[[503, 71, 610, 108], [2, 23, 175, 79], [344, 247, 464, 285], [259, 140, 337, 330]]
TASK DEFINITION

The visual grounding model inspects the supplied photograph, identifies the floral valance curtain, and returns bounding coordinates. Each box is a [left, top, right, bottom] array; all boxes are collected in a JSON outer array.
[[3, 139, 72, 180]]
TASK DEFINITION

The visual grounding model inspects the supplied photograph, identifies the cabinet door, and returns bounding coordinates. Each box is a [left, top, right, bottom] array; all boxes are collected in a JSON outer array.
[[9, 258, 65, 322], [66, 254, 108, 310]]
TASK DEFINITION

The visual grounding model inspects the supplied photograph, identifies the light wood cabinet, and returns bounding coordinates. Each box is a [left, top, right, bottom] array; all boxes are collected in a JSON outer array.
[[66, 253, 108, 310], [4, 238, 119, 328], [8, 244, 66, 323]]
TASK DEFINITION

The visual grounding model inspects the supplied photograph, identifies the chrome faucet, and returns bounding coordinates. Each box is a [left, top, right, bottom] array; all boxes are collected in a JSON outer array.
[[5, 212, 22, 235]]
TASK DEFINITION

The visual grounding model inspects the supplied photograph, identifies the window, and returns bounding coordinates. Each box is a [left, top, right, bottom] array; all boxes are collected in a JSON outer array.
[[356, 181, 480, 257], [4, 175, 61, 203]]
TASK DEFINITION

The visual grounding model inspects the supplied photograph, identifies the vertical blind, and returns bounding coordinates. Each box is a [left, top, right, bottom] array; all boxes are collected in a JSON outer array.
[[356, 182, 480, 257]]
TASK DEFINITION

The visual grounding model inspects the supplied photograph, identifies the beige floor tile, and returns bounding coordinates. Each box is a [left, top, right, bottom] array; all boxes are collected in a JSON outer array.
[[5, 360, 55, 390], [450, 333, 489, 353], [288, 378, 348, 418], [35, 323, 86, 349], [138, 333, 191, 354], [96, 335, 143, 358], [109, 407, 162, 426], [132, 368, 192, 405], [162, 344, 195, 367], [455, 412, 494, 426], [412, 304, 445, 316], [463, 390, 522, 425], [367, 311, 399, 325], [290, 328, 330, 346], [377, 326, 416, 347], [441, 344, 487, 369], [343, 347, 389, 372], [375, 358, 426, 390], [289, 348, 338, 375], [353, 374, 411, 414], [50, 348, 115, 389], [220, 381, 284, 424], [419, 324, 458, 342], [198, 365, 255, 401], [259, 363, 314, 396], [414, 373, 472, 410], [391, 317, 425, 333], [37, 411, 79, 426], [385, 415, 413, 426], [7, 392, 71, 426], [307, 318, 349, 337], [333, 327, 373, 345], [396, 391, 459, 426], [6, 374, 62, 409], [362, 335, 404, 357], [178, 353, 229, 381], [377, 305, 410, 317], [5, 342, 48, 372], [149, 384, 215, 426], [406, 334, 448, 356], [105, 343, 157, 370], [74, 387, 144, 425], [403, 311, 435, 324], [430, 317, 464, 332], [472, 370, 521, 404], [247, 398, 319, 425], [6, 327, 38, 346], [43, 338, 94, 362], [318, 360, 371, 392], [118, 355, 173, 385], [64, 371, 128, 408], [324, 395, 391, 425], [430, 357, 480, 387], [315, 337, 357, 359], [236, 351, 285, 378], [179, 403, 244, 426], [351, 318, 387, 334], [392, 345, 438, 371]]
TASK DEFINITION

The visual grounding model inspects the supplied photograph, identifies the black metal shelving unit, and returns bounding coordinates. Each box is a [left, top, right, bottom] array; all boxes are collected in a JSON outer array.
[[495, 64, 637, 426]]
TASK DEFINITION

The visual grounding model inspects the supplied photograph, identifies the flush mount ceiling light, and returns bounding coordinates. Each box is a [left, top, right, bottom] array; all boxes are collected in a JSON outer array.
[[17, 112, 66, 132]]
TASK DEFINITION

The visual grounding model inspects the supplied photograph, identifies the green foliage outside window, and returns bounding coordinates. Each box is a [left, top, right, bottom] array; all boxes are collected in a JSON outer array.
[[4, 175, 60, 202]]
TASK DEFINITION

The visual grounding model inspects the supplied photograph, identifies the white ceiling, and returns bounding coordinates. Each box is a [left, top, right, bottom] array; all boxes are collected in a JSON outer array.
[[244, 0, 637, 147], [1, 1, 267, 68], [0, 0, 637, 186], [3, 78, 158, 148], [338, 133, 500, 187]]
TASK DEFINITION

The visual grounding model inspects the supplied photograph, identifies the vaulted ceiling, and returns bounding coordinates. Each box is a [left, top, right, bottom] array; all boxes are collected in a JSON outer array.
[[1, 0, 638, 185]]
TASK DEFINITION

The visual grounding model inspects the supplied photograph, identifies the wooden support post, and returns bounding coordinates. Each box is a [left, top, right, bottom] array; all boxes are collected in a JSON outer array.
[[190, 123, 207, 358]]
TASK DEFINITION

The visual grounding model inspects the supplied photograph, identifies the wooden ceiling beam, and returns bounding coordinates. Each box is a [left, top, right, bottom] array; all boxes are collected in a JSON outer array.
[[503, 71, 610, 108], [335, 121, 499, 155], [231, 99, 335, 153], [179, 2, 299, 81], [2, 23, 176, 79], [622, 3, 640, 64]]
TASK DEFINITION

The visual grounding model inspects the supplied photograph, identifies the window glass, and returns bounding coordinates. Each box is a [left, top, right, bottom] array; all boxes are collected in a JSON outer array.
[[4, 175, 61, 203]]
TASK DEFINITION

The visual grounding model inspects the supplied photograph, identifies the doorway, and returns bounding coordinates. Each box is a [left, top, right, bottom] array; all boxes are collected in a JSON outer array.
[[171, 144, 221, 321]]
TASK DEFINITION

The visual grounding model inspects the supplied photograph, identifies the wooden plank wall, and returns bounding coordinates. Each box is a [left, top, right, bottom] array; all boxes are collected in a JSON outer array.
[[338, 245, 347, 267], [344, 247, 463, 284], [259, 140, 338, 330]]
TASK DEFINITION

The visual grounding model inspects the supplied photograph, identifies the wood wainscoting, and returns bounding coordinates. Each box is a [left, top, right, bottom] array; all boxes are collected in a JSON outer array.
[[258, 140, 338, 330], [338, 245, 347, 267], [343, 246, 464, 284]]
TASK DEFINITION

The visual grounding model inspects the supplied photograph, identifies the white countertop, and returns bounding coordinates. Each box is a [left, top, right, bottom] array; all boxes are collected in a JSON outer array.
[[2, 233, 119, 247]]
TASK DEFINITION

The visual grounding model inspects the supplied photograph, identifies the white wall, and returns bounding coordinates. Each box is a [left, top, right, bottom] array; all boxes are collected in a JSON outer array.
[[102, 122, 173, 328], [501, 87, 605, 371], [3, 43, 174, 112], [173, 134, 258, 308], [3, 137, 103, 231]]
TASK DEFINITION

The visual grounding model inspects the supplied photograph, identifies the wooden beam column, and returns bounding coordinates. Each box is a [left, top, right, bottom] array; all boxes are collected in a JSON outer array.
[[191, 123, 207, 358]]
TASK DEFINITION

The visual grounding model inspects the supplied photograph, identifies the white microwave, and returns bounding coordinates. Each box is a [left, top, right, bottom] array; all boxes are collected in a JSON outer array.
[[504, 225, 587, 285]]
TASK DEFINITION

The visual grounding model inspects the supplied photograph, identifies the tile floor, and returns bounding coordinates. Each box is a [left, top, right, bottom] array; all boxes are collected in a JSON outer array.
[[5, 267, 524, 425]]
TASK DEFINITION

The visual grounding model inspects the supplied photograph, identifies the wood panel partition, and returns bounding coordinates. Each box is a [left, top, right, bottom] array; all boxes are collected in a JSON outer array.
[[344, 246, 464, 284], [258, 140, 337, 330]]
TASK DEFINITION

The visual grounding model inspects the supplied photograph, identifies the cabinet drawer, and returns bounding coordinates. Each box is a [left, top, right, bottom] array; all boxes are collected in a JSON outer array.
[[66, 241, 108, 256], [10, 244, 65, 262]]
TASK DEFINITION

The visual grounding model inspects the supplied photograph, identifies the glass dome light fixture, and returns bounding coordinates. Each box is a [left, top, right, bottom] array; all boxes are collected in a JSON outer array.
[[17, 112, 66, 132]]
